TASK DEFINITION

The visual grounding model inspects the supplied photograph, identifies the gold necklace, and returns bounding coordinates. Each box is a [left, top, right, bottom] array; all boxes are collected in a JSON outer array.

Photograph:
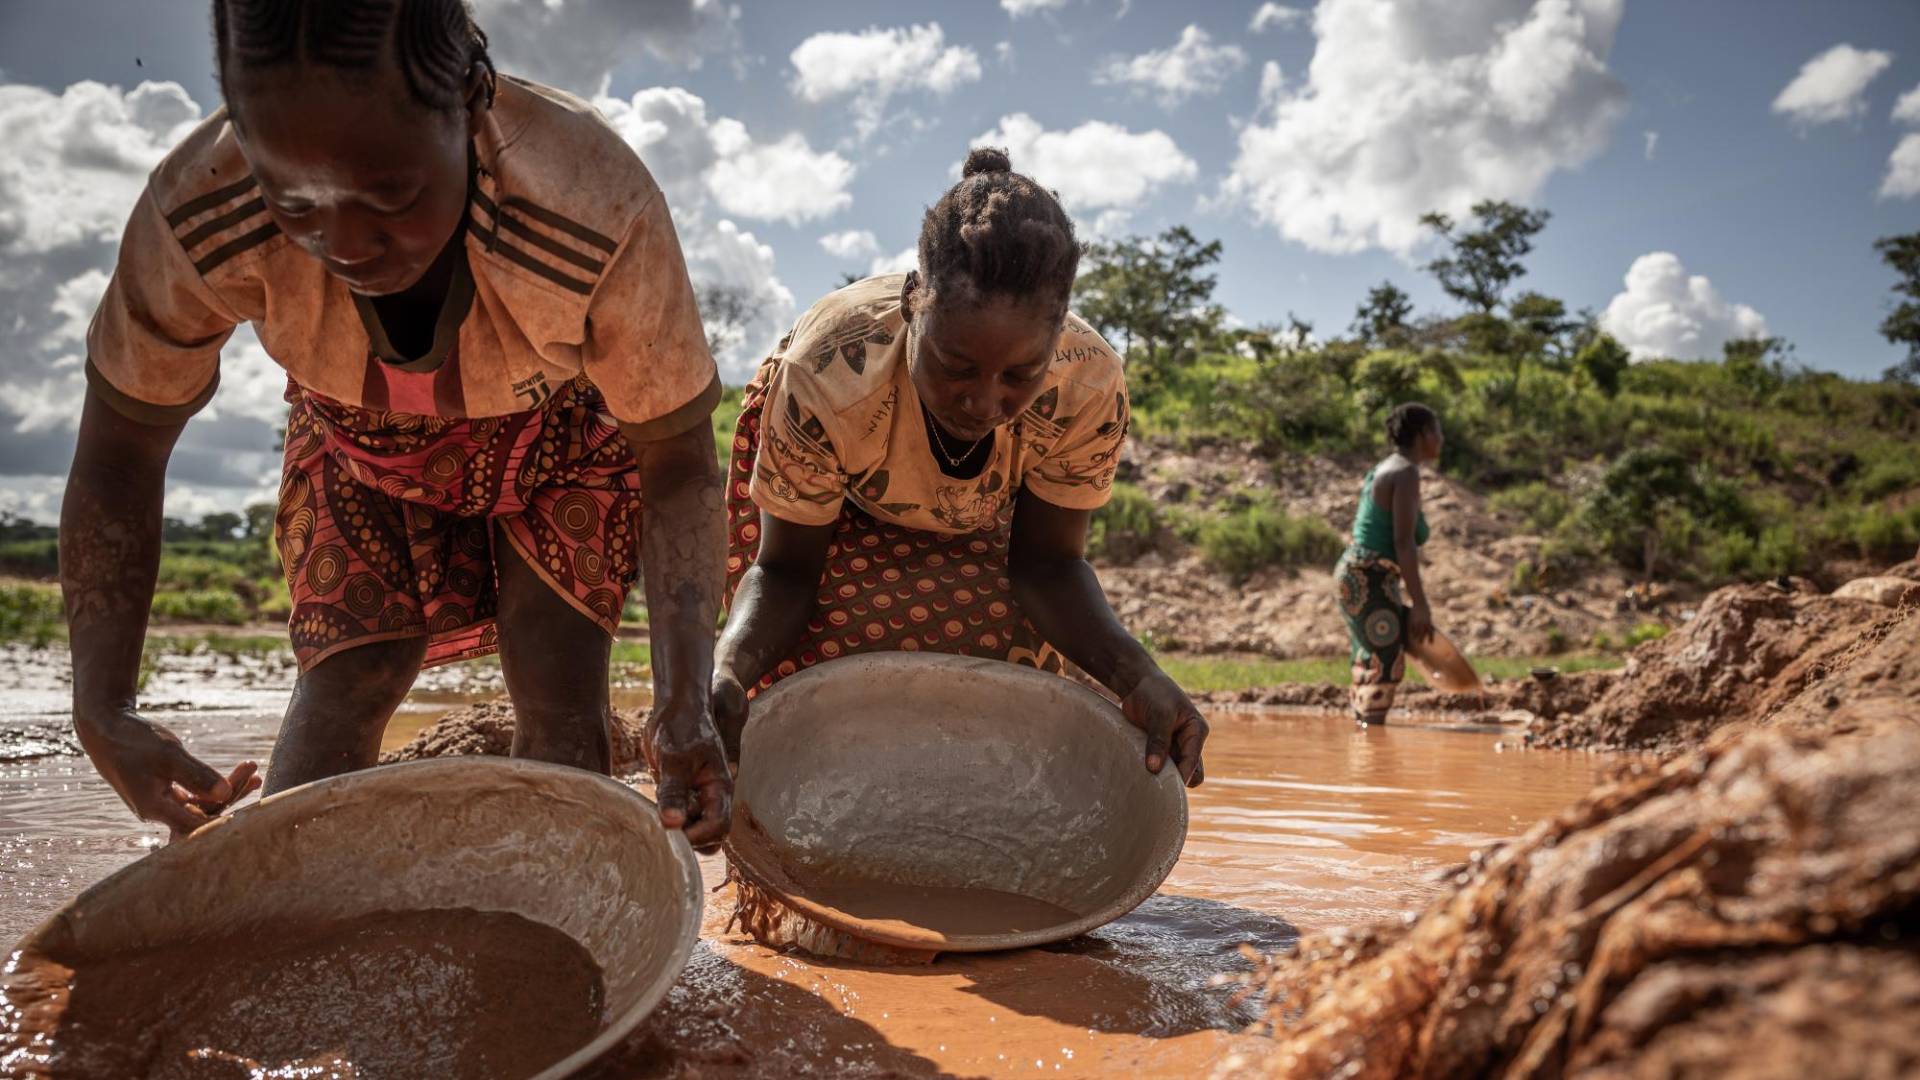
[[923, 403, 987, 469]]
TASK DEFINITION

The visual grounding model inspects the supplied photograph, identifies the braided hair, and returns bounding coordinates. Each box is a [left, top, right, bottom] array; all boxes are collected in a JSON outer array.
[[916, 146, 1081, 317], [213, 0, 496, 114]]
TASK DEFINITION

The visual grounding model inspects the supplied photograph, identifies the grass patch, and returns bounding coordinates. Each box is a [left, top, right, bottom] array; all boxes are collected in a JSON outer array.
[[1157, 651, 1623, 693], [0, 582, 65, 645]]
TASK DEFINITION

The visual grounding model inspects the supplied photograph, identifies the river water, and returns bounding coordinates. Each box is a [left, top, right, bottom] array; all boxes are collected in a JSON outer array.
[[1, 644, 1608, 1077]]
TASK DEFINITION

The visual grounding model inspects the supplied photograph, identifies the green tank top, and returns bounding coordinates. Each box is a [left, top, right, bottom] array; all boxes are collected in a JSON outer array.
[[1352, 465, 1429, 556]]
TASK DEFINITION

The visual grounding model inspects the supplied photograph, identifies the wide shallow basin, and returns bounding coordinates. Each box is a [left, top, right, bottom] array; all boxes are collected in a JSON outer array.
[[726, 653, 1188, 954], [6, 757, 703, 1079]]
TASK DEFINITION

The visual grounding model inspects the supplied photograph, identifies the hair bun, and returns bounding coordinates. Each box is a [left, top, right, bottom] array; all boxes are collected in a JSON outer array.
[[962, 146, 1013, 178]]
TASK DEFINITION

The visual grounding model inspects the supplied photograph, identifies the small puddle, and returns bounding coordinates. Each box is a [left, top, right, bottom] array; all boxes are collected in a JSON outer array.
[[1, 646, 1609, 1076]]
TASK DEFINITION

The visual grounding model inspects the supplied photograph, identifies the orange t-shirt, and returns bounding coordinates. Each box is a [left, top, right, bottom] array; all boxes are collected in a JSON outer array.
[[86, 75, 718, 438], [749, 275, 1130, 535]]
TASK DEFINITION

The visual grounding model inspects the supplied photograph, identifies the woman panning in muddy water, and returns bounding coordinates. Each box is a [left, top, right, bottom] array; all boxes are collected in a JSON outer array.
[[61, 0, 731, 844], [712, 147, 1208, 787], [1336, 402, 1444, 726]]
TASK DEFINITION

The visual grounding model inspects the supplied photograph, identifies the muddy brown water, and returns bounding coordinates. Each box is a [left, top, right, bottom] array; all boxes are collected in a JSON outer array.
[[0, 646, 1608, 1077]]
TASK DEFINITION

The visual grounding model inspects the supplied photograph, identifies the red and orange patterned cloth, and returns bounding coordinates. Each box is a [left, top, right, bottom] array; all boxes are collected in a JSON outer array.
[[278, 374, 641, 671], [723, 369, 1069, 695]]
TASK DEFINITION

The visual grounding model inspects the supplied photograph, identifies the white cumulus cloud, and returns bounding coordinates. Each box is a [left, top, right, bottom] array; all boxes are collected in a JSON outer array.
[[819, 229, 882, 260], [869, 247, 919, 277], [1881, 134, 1920, 200], [1098, 25, 1247, 107], [595, 87, 815, 378], [1249, 3, 1308, 32], [1895, 84, 1920, 125], [1224, 0, 1628, 256], [790, 24, 982, 139], [973, 113, 1197, 211], [469, 0, 739, 97], [1600, 252, 1770, 362], [1771, 43, 1894, 128], [1001, 0, 1071, 16], [706, 125, 854, 224]]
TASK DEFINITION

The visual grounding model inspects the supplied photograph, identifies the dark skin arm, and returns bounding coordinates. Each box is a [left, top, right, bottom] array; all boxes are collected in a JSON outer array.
[[1008, 490, 1207, 786], [62, 387, 260, 840], [620, 419, 732, 848], [709, 511, 835, 759], [1386, 460, 1433, 643]]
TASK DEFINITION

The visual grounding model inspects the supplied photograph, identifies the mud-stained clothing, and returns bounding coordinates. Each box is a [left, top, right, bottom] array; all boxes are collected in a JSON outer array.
[[1337, 465, 1429, 724], [726, 276, 1130, 694], [85, 75, 716, 667], [278, 376, 641, 672]]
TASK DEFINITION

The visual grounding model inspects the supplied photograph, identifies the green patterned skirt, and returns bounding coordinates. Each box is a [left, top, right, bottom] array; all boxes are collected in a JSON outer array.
[[1334, 545, 1409, 723]]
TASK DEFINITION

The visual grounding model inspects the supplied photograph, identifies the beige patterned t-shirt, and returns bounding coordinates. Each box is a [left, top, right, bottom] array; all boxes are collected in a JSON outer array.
[[749, 275, 1129, 535], [86, 75, 718, 437]]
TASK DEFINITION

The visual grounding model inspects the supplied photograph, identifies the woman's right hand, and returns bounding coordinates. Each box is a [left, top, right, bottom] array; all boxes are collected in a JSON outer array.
[[74, 706, 260, 842], [1408, 601, 1435, 645]]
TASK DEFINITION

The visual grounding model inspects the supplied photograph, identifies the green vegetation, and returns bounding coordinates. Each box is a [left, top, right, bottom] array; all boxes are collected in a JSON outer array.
[[1076, 214, 1920, 588], [0, 582, 64, 646], [1194, 497, 1344, 582]]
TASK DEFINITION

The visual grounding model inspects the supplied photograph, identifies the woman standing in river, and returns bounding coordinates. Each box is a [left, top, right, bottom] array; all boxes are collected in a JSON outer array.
[[1336, 403, 1444, 726], [61, 0, 730, 844], [711, 147, 1208, 787]]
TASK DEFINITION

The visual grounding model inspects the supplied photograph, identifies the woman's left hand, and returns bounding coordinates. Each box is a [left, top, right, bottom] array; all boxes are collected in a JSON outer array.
[[646, 701, 733, 852], [1120, 670, 1208, 787]]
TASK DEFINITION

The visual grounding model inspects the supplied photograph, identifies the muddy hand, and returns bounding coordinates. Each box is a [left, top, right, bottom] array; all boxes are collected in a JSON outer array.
[[649, 702, 733, 853], [75, 707, 262, 842], [1121, 670, 1209, 788], [1409, 602, 1435, 645]]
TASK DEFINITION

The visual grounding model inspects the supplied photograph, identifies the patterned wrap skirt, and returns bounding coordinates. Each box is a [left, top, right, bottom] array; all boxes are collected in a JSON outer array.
[[276, 375, 643, 672], [1334, 545, 1409, 723], [723, 371, 1064, 697]]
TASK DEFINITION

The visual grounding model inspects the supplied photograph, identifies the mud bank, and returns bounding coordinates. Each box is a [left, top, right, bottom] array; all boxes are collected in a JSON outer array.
[[380, 700, 651, 772], [1203, 563, 1917, 757], [1220, 592, 1920, 1079]]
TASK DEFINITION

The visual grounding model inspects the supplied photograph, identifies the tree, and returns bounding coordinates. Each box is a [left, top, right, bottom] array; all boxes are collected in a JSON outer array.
[[199, 512, 244, 541], [1580, 448, 1708, 580], [1508, 291, 1578, 364], [693, 282, 755, 361], [243, 503, 278, 541], [1351, 281, 1414, 347], [1073, 226, 1226, 401], [1722, 336, 1791, 398], [1420, 200, 1551, 315], [1575, 332, 1631, 398], [1874, 232, 1920, 382]]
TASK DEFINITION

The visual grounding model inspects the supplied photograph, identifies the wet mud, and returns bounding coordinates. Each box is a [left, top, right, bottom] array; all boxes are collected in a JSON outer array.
[[0, 655, 1608, 1079], [3, 908, 603, 1079], [1221, 594, 1920, 1078]]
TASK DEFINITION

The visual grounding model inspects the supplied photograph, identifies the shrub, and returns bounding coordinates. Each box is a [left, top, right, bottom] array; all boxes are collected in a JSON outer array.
[[1488, 481, 1571, 533], [1196, 497, 1344, 581], [1625, 621, 1669, 647], [1846, 503, 1920, 561], [1088, 483, 1163, 563], [0, 538, 59, 578], [0, 583, 65, 645], [150, 589, 249, 626]]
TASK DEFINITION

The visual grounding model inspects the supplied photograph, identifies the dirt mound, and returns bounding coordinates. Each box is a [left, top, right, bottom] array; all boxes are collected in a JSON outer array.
[[379, 699, 650, 772], [1524, 581, 1896, 751], [1219, 635, 1920, 1079]]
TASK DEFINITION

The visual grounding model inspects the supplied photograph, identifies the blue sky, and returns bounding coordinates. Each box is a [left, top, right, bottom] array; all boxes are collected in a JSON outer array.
[[1, 0, 1917, 517]]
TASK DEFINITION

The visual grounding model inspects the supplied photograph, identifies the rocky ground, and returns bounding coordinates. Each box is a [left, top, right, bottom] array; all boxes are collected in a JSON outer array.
[[1218, 564, 1920, 1079], [1101, 440, 1672, 659]]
